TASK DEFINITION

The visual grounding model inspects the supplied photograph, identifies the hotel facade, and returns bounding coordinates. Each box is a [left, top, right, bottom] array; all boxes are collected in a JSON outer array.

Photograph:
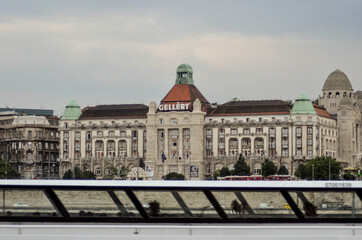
[[58, 64, 362, 180]]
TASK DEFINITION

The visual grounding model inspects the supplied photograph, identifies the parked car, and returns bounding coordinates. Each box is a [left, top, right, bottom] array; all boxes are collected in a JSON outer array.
[[12, 202, 29, 208]]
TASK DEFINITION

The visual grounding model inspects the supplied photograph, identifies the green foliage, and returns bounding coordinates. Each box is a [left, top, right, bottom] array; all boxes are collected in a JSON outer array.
[[231, 154, 251, 176], [62, 167, 96, 180], [261, 159, 277, 177], [119, 166, 129, 179], [295, 164, 308, 179], [164, 172, 185, 180], [0, 159, 20, 179], [212, 169, 221, 180], [343, 171, 356, 180], [295, 156, 342, 180], [231, 199, 242, 214], [277, 165, 289, 175], [220, 167, 230, 177], [103, 166, 119, 180]]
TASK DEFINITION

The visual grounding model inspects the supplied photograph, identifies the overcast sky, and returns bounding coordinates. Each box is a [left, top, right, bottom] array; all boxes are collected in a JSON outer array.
[[1, 0, 362, 116]]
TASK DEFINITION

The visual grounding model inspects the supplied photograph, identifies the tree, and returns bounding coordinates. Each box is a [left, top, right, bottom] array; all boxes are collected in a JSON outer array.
[[164, 172, 185, 180], [261, 159, 277, 177], [212, 169, 221, 180], [343, 171, 356, 180], [295, 156, 342, 180], [0, 159, 20, 179], [295, 164, 308, 179], [231, 154, 251, 176], [277, 165, 289, 175], [62, 167, 96, 180], [119, 166, 129, 179], [103, 166, 118, 180], [220, 167, 231, 177]]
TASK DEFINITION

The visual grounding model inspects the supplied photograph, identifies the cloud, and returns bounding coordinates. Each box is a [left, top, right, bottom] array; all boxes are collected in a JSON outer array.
[[0, 6, 361, 115]]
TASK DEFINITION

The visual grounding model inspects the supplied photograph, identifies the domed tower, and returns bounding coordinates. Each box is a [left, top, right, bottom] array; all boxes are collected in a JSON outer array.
[[175, 63, 194, 85], [319, 69, 354, 115]]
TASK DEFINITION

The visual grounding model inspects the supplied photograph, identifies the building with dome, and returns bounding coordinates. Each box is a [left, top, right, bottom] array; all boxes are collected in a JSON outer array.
[[318, 69, 362, 170], [0, 110, 60, 179], [57, 64, 362, 180]]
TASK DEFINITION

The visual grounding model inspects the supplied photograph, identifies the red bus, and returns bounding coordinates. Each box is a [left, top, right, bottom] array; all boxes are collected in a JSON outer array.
[[266, 175, 294, 181], [219, 175, 265, 181]]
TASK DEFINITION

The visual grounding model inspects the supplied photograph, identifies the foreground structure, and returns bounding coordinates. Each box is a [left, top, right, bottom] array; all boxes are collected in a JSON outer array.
[[55, 64, 361, 180]]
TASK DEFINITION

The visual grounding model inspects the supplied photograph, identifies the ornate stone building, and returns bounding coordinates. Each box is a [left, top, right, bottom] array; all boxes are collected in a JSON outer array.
[[0, 111, 59, 179], [58, 64, 361, 180]]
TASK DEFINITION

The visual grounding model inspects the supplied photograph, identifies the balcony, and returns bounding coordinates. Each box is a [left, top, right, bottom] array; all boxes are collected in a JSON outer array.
[[269, 133, 276, 137], [282, 132, 288, 137], [255, 144, 264, 149], [218, 144, 225, 149], [206, 134, 212, 138], [206, 144, 212, 150], [282, 144, 289, 148], [241, 144, 251, 149], [218, 133, 225, 138], [269, 144, 276, 149]]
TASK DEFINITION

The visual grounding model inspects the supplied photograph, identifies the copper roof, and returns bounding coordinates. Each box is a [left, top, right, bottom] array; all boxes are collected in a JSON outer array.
[[79, 104, 148, 119], [208, 100, 291, 116], [161, 84, 209, 104], [313, 103, 334, 119]]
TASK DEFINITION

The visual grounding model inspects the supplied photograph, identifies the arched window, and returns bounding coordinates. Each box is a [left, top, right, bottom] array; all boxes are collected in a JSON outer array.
[[336, 92, 340, 98], [328, 92, 332, 98], [343, 92, 347, 97]]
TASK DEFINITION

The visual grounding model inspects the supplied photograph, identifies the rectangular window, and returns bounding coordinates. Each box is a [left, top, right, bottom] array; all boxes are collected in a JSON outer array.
[[282, 149, 289, 157], [282, 128, 288, 137], [243, 128, 250, 135], [206, 129, 212, 138], [296, 127, 302, 137], [28, 131, 32, 138], [132, 131, 138, 139], [97, 131, 103, 137], [170, 165, 178, 173], [109, 131, 115, 137], [307, 127, 313, 134], [231, 128, 237, 135], [120, 131, 126, 137]]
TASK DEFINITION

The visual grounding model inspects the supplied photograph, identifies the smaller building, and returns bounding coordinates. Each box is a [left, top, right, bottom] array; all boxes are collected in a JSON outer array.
[[0, 112, 60, 179]]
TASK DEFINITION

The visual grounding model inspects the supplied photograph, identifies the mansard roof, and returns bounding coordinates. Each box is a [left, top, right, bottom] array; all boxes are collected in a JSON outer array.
[[79, 104, 148, 119], [161, 84, 209, 104], [208, 100, 291, 116], [313, 103, 334, 119]]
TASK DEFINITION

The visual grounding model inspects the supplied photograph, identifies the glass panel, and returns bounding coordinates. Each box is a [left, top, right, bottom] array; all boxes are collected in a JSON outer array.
[[178, 191, 218, 217], [55, 190, 125, 218], [133, 191, 185, 218], [113, 190, 140, 217], [0, 189, 58, 217], [290, 191, 359, 218], [211, 191, 297, 219]]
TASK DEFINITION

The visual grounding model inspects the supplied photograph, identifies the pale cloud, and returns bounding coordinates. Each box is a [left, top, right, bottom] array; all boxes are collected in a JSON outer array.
[[0, 1, 362, 115]]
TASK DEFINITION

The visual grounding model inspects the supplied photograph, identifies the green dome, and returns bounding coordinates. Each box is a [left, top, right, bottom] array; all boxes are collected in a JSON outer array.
[[322, 69, 353, 91], [175, 63, 194, 85], [177, 63, 193, 73], [291, 93, 316, 115], [61, 100, 82, 120]]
